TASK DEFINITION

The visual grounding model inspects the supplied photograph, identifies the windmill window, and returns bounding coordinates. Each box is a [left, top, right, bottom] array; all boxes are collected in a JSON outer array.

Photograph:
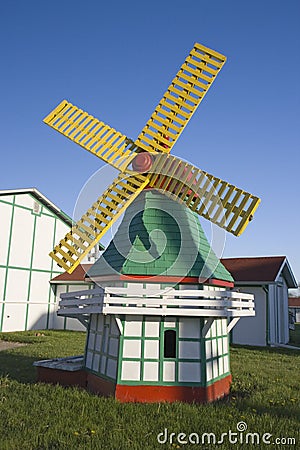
[[164, 330, 177, 358]]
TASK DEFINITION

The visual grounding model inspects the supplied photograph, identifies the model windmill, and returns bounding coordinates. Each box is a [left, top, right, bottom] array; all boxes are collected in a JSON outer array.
[[40, 43, 258, 403], [44, 42, 260, 275]]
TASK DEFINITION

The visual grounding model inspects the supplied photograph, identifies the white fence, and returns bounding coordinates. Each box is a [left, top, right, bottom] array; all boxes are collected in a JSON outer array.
[[58, 286, 255, 319]]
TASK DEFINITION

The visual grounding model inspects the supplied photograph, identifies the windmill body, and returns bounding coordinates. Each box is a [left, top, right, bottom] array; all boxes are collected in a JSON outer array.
[[81, 191, 235, 402], [38, 43, 259, 402]]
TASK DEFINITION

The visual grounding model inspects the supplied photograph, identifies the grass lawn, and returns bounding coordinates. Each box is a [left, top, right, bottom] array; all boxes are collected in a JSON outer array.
[[0, 330, 299, 449]]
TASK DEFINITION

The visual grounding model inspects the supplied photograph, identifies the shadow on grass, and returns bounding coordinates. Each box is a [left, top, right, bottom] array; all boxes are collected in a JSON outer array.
[[0, 350, 38, 383]]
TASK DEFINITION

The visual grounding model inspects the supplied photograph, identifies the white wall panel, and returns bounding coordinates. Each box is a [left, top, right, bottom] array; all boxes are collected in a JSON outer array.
[[5, 269, 30, 302], [232, 287, 266, 346], [179, 318, 201, 339], [144, 317, 160, 337], [32, 215, 55, 270], [143, 362, 159, 381], [121, 361, 140, 381], [9, 208, 34, 268], [163, 361, 175, 382], [179, 341, 200, 359], [124, 317, 142, 336], [15, 194, 35, 209], [29, 271, 51, 302], [0, 202, 12, 265], [0, 268, 6, 300], [2, 303, 27, 331], [106, 358, 117, 378], [179, 362, 201, 382], [26, 303, 48, 329]]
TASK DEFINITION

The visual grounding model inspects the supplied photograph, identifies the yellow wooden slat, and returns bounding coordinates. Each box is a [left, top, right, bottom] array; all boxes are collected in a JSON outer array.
[[67, 112, 90, 139], [43, 100, 140, 171], [49, 173, 150, 273], [226, 193, 251, 231], [72, 224, 95, 242], [154, 106, 186, 126], [190, 48, 224, 68], [169, 85, 198, 105], [163, 92, 195, 112], [194, 42, 226, 62], [92, 204, 115, 217], [58, 108, 84, 134], [235, 197, 261, 236], [49, 251, 71, 271], [175, 79, 205, 98], [65, 232, 88, 250], [149, 154, 260, 236], [82, 214, 106, 229], [182, 60, 218, 77], [60, 239, 82, 255], [207, 181, 228, 217], [151, 113, 182, 133], [147, 119, 178, 138], [178, 70, 209, 90], [135, 42, 226, 154]]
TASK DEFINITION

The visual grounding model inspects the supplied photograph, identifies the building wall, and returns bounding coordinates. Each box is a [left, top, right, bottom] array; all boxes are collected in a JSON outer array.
[[82, 282, 230, 386], [0, 193, 69, 332], [118, 315, 229, 386], [85, 313, 120, 380], [231, 286, 266, 346], [268, 279, 289, 345], [53, 283, 90, 331]]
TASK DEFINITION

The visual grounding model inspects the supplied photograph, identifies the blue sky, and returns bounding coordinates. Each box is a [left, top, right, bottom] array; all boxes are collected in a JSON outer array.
[[1, 0, 300, 281]]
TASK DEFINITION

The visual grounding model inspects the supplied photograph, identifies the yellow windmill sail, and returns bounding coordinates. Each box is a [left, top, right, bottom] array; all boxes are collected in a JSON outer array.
[[135, 43, 226, 154], [149, 154, 260, 236], [43, 100, 140, 171], [50, 172, 149, 273], [45, 42, 260, 274]]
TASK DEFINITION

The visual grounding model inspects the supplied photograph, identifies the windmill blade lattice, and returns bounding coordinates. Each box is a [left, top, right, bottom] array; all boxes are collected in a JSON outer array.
[[44, 42, 260, 274], [50, 172, 149, 273], [44, 100, 141, 171], [135, 43, 226, 154], [148, 154, 261, 236]]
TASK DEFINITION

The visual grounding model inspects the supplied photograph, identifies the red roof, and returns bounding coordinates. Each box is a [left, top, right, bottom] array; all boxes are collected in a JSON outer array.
[[221, 256, 286, 282], [51, 264, 92, 283], [289, 297, 300, 307], [51, 256, 296, 287]]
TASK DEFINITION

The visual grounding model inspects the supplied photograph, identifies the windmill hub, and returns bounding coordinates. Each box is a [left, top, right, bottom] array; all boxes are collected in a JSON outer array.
[[132, 152, 153, 173]]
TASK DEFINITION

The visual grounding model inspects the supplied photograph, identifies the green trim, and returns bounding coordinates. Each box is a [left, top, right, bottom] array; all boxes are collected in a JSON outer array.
[[204, 371, 231, 386], [0, 195, 16, 332], [85, 367, 116, 382], [64, 285, 70, 330], [46, 217, 57, 328], [25, 214, 37, 330], [140, 318, 145, 381], [0, 264, 61, 274], [117, 319, 125, 384], [0, 194, 73, 227], [0, 264, 62, 274], [200, 318, 206, 383], [83, 313, 91, 368], [263, 285, 269, 345]]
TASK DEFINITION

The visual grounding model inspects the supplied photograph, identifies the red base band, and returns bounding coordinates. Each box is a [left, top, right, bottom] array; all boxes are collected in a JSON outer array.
[[36, 367, 231, 403]]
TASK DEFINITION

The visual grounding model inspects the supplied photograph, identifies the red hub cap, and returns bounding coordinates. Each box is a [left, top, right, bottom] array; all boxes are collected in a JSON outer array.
[[132, 152, 153, 173]]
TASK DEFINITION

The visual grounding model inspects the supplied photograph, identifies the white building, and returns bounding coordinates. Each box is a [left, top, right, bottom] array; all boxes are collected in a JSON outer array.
[[222, 256, 297, 346], [0, 188, 72, 332]]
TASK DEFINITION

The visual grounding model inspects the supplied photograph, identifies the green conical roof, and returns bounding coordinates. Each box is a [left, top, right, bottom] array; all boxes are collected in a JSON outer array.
[[87, 190, 233, 284]]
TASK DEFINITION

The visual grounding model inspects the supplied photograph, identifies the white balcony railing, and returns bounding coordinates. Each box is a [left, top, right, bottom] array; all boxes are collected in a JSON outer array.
[[58, 286, 255, 319]]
